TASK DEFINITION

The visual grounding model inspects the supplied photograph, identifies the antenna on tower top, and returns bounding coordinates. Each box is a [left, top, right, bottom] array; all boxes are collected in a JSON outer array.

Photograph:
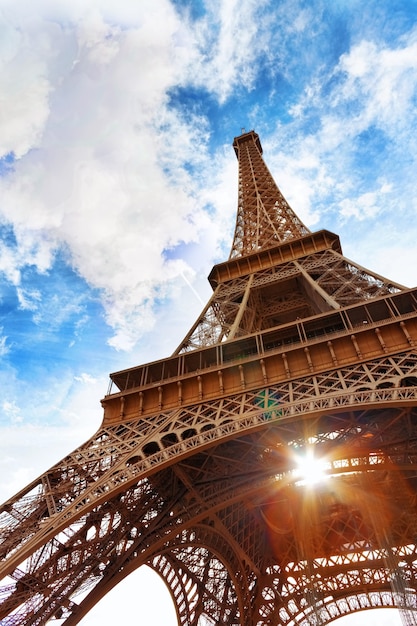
[[241, 127, 246, 134]]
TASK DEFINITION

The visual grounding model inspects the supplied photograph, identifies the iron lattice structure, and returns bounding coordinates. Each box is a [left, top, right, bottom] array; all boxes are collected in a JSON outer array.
[[1, 130, 417, 625]]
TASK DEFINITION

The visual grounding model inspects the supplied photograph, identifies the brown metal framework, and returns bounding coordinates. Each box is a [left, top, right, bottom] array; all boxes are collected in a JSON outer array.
[[1, 130, 417, 625]]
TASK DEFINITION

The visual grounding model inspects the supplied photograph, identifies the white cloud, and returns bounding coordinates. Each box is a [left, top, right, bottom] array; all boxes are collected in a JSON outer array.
[[339, 180, 392, 220], [0, 242, 21, 284], [264, 25, 417, 242], [0, 1, 229, 350], [74, 372, 97, 384], [2, 400, 22, 423], [337, 35, 417, 134], [0, 16, 51, 158], [0, 332, 10, 357], [16, 286, 42, 310], [284, 26, 417, 158], [184, 0, 271, 103]]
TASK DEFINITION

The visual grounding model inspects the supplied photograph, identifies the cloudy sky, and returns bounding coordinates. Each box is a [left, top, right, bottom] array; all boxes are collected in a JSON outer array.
[[1, 0, 416, 623]]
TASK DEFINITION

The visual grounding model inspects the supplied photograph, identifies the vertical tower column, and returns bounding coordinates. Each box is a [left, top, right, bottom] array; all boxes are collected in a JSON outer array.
[[229, 131, 310, 258]]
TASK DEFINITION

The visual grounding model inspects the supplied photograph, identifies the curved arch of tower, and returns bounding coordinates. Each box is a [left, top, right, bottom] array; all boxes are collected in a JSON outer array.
[[1, 130, 417, 625]]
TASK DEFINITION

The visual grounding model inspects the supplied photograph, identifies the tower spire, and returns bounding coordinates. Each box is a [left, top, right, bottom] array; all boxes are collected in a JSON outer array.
[[229, 130, 310, 258]]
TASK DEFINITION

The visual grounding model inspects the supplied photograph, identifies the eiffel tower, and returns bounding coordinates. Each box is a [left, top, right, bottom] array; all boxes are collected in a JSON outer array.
[[1, 130, 417, 626]]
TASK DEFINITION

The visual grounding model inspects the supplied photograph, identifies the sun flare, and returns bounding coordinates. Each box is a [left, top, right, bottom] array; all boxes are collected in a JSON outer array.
[[294, 450, 330, 486]]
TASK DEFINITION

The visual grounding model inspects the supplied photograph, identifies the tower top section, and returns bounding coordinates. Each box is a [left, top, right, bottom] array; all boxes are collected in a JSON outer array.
[[233, 129, 264, 156], [229, 130, 310, 258]]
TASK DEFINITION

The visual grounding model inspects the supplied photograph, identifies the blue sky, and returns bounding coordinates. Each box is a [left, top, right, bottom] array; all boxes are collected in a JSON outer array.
[[0, 0, 416, 624]]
